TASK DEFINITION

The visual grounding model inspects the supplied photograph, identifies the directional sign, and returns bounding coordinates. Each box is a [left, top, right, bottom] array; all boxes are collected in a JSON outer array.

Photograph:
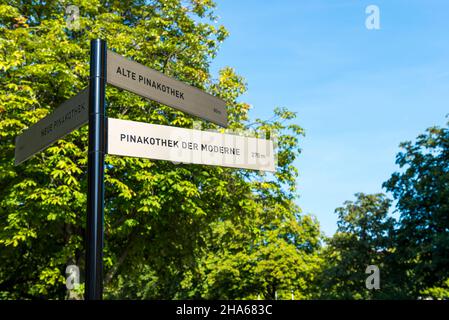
[[107, 118, 275, 172], [14, 88, 89, 165], [106, 50, 228, 127]]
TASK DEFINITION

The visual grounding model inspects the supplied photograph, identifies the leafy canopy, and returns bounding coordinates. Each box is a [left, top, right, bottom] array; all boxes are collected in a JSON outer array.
[[0, 0, 319, 299]]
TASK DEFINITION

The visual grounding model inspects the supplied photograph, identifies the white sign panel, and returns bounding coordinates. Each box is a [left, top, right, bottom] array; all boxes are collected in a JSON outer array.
[[107, 50, 228, 127], [107, 118, 275, 172], [14, 89, 89, 165]]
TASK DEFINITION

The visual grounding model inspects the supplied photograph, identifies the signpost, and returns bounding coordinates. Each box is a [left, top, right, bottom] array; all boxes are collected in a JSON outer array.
[[14, 39, 275, 300], [107, 50, 228, 127], [14, 88, 89, 165], [107, 118, 275, 172]]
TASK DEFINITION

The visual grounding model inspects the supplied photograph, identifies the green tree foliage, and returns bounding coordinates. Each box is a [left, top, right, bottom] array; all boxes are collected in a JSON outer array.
[[0, 1, 320, 299], [319, 120, 449, 300], [318, 193, 397, 299], [383, 121, 449, 298], [190, 203, 322, 300]]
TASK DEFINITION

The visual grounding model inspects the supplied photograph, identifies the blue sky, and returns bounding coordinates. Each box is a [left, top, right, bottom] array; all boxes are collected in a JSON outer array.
[[210, 0, 449, 236]]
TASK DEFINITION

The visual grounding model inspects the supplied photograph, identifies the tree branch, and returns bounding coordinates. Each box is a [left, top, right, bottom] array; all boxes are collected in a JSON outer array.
[[104, 232, 137, 286]]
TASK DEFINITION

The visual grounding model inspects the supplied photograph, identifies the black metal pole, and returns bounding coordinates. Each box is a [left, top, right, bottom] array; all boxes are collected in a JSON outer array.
[[86, 39, 107, 300]]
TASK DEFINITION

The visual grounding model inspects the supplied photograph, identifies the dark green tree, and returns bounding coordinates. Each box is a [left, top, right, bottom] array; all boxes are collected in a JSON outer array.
[[318, 193, 399, 299], [383, 120, 449, 298]]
